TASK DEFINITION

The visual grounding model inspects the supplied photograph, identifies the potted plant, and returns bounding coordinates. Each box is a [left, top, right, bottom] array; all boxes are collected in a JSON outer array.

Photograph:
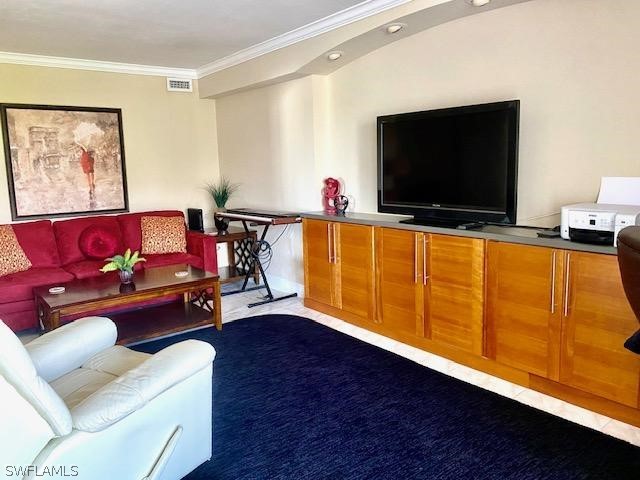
[[100, 248, 146, 284], [205, 177, 239, 232]]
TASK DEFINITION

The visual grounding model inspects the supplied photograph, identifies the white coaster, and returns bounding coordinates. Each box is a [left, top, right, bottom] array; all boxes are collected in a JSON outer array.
[[175, 271, 189, 278], [48, 286, 65, 294]]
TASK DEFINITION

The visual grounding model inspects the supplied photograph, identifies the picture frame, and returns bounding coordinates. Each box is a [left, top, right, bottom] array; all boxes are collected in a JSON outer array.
[[0, 103, 129, 220]]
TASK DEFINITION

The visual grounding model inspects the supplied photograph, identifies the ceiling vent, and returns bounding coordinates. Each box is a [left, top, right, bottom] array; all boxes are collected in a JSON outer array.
[[166, 78, 193, 92]]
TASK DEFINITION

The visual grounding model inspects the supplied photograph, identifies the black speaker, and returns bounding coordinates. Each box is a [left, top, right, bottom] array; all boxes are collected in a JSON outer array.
[[187, 208, 204, 232]]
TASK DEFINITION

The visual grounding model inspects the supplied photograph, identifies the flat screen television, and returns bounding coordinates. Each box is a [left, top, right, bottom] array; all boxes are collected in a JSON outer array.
[[377, 100, 519, 227]]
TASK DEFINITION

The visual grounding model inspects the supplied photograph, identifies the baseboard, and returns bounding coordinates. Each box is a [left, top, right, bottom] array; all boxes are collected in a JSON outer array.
[[267, 275, 304, 297]]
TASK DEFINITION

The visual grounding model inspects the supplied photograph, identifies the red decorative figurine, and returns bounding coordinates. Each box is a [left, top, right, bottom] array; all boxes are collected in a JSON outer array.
[[322, 177, 341, 214]]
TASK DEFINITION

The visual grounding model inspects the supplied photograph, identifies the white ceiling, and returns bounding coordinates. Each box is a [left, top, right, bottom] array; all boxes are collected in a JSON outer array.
[[0, 0, 373, 69]]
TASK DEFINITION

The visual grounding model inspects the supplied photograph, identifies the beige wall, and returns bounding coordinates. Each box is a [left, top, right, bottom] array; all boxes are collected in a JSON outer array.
[[326, 0, 640, 223], [215, 0, 640, 288], [0, 64, 219, 224]]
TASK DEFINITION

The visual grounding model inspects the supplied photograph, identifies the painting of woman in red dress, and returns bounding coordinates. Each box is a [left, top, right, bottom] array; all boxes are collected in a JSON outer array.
[[76, 143, 96, 199]]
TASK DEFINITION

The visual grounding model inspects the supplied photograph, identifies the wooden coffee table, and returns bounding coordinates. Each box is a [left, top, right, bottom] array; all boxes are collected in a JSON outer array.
[[34, 264, 221, 344]]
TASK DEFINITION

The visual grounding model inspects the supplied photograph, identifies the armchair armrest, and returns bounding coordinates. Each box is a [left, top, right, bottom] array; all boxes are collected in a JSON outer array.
[[26, 317, 117, 382], [71, 339, 215, 433], [187, 230, 218, 274]]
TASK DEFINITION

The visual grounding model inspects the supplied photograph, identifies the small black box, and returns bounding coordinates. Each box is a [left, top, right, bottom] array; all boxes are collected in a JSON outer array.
[[187, 208, 204, 232]]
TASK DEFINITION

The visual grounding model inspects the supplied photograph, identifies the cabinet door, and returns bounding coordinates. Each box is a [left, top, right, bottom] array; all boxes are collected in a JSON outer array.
[[485, 242, 563, 379], [303, 219, 336, 307], [427, 234, 485, 355], [560, 252, 640, 407], [334, 223, 376, 322], [375, 228, 424, 336]]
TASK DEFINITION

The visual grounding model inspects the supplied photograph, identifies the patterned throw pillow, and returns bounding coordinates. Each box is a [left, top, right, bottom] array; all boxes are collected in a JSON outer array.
[[0, 225, 32, 276], [140, 216, 187, 254]]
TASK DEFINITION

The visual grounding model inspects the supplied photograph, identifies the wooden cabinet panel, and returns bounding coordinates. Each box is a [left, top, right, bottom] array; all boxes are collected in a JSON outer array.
[[375, 228, 424, 336], [303, 219, 335, 307], [485, 242, 563, 379], [560, 252, 640, 407], [335, 223, 376, 322], [427, 234, 485, 355]]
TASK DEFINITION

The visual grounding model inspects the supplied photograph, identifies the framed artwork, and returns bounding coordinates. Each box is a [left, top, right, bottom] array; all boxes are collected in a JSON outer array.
[[0, 103, 129, 220]]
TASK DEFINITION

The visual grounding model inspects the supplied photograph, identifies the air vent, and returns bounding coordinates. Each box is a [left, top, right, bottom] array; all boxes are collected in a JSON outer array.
[[166, 78, 193, 92]]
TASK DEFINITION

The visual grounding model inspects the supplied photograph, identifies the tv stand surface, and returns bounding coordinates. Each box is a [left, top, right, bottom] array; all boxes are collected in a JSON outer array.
[[400, 217, 483, 229]]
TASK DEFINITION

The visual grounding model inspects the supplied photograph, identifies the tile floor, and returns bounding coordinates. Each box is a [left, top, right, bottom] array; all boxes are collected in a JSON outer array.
[[221, 287, 640, 448]]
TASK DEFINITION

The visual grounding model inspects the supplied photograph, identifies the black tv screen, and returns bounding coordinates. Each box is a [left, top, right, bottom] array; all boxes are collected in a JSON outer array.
[[377, 100, 519, 225]]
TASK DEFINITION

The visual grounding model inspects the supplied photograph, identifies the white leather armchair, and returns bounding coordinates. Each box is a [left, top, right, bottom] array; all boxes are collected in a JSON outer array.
[[0, 317, 215, 480]]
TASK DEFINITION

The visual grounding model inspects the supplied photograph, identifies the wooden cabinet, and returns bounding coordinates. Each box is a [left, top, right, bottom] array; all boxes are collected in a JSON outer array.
[[303, 219, 376, 323], [303, 219, 336, 307], [486, 241, 564, 380], [375, 229, 484, 354], [303, 219, 640, 424], [428, 234, 485, 355], [487, 243, 640, 407], [560, 252, 640, 407], [375, 228, 425, 336]]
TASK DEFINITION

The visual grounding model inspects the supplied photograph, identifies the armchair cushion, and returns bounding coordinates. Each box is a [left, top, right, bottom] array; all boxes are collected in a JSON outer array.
[[26, 316, 117, 382], [71, 340, 215, 432], [0, 320, 72, 436]]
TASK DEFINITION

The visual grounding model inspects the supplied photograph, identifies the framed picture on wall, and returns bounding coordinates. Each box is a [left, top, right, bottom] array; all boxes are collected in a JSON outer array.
[[0, 103, 129, 220]]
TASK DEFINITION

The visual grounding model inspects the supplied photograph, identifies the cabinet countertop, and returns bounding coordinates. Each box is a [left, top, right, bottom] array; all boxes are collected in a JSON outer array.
[[301, 212, 618, 256]]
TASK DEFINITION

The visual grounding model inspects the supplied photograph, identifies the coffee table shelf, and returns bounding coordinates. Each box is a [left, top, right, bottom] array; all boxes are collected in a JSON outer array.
[[111, 301, 214, 345]]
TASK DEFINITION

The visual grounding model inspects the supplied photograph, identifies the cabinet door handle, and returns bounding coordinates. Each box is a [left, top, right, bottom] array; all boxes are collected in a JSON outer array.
[[332, 223, 338, 263], [327, 223, 333, 264], [414, 234, 419, 284], [423, 236, 429, 285], [550, 250, 557, 314], [563, 252, 571, 317]]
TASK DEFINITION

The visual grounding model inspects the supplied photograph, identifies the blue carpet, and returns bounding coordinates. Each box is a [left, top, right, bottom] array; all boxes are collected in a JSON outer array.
[[134, 315, 640, 480]]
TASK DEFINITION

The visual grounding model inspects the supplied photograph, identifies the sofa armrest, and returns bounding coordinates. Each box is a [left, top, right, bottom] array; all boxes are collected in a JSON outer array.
[[187, 230, 218, 274], [70, 340, 215, 433], [26, 317, 117, 382]]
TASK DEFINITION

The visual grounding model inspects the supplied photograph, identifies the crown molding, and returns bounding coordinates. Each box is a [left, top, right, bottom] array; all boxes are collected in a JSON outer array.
[[196, 0, 413, 78], [0, 51, 197, 79]]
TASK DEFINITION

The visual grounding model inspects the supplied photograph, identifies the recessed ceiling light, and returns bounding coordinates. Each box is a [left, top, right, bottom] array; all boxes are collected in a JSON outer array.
[[327, 51, 342, 61], [466, 0, 491, 6], [385, 23, 405, 34]]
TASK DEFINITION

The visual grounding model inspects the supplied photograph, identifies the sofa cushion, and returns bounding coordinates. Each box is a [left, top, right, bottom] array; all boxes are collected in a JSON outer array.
[[54, 216, 123, 266], [117, 211, 184, 252], [78, 225, 121, 260], [0, 225, 32, 276], [63, 260, 106, 280], [12, 220, 61, 268], [143, 253, 203, 270], [0, 267, 75, 304], [141, 216, 187, 254]]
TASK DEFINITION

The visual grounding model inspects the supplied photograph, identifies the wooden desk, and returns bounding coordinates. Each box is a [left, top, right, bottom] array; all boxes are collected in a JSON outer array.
[[203, 226, 260, 285]]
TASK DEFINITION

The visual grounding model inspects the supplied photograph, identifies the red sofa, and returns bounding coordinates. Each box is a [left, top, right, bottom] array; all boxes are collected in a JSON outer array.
[[0, 210, 217, 332]]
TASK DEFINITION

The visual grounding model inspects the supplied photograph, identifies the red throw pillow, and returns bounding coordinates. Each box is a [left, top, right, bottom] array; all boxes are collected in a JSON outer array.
[[78, 225, 121, 260]]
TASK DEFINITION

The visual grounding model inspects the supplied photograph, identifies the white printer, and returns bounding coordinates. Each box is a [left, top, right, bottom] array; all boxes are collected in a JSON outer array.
[[560, 203, 640, 246]]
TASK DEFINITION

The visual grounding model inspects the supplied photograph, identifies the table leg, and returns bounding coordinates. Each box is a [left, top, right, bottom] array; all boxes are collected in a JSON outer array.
[[183, 292, 190, 304], [212, 280, 222, 331], [50, 311, 61, 331], [251, 232, 260, 284], [226, 241, 236, 276]]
